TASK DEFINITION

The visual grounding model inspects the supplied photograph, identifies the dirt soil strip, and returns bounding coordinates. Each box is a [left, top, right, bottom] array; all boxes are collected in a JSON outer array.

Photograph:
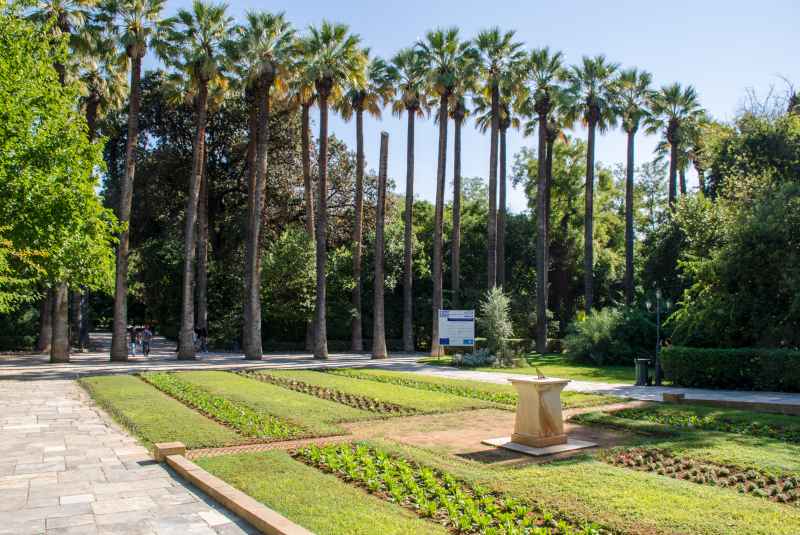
[[564, 400, 652, 418]]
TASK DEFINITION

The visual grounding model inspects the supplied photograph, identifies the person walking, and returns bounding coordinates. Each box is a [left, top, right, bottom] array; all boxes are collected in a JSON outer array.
[[142, 325, 152, 357], [128, 327, 136, 356]]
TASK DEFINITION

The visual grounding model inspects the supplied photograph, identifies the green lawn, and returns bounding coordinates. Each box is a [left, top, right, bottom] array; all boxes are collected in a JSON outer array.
[[421, 352, 636, 384], [329, 368, 622, 409], [372, 438, 800, 535], [175, 371, 375, 435], [79, 375, 242, 449], [197, 450, 449, 535], [259, 370, 501, 413]]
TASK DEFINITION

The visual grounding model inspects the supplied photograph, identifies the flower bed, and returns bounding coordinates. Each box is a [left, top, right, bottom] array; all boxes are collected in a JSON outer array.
[[608, 407, 800, 443], [325, 369, 517, 406], [295, 443, 608, 535], [141, 373, 303, 440], [605, 447, 800, 505], [243, 371, 416, 415]]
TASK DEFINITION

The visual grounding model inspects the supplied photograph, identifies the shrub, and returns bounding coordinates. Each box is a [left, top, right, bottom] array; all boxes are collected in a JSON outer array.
[[661, 346, 800, 392], [564, 307, 656, 365], [452, 348, 495, 368], [477, 288, 514, 356]]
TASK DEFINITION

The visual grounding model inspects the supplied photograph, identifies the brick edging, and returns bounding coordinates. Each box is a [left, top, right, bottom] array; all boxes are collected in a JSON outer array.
[[157, 443, 313, 535]]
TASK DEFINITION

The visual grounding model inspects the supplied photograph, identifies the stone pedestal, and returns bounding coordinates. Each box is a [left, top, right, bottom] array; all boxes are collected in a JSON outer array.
[[482, 376, 596, 457], [509, 377, 569, 447]]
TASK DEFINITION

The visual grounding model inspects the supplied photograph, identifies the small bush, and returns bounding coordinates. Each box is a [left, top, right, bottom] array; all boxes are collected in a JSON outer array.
[[452, 348, 495, 368], [564, 307, 656, 365], [661, 346, 800, 392], [477, 288, 514, 356]]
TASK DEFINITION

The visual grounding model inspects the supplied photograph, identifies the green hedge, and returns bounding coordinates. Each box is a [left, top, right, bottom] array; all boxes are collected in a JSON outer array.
[[662, 346, 800, 392]]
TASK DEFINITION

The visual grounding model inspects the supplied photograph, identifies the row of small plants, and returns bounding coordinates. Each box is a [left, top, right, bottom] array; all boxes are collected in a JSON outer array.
[[326, 369, 517, 406], [606, 447, 800, 505], [609, 407, 800, 443], [242, 371, 416, 415], [141, 373, 303, 440], [294, 443, 608, 535]]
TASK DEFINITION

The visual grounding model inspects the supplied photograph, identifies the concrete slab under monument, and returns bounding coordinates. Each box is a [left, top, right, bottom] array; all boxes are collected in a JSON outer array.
[[481, 436, 597, 456], [483, 376, 596, 457]]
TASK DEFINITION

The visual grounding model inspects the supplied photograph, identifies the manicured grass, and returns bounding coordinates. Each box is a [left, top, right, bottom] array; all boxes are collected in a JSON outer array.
[[176, 371, 375, 435], [197, 450, 449, 535], [421, 353, 636, 384], [372, 438, 800, 535], [79, 375, 241, 449], [259, 370, 501, 413], [328, 368, 622, 409]]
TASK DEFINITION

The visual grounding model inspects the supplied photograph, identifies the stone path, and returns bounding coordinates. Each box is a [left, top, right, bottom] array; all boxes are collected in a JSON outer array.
[[0, 380, 255, 535]]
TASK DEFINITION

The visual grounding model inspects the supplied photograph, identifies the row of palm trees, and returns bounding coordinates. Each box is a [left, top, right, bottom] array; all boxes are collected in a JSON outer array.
[[33, 0, 706, 361]]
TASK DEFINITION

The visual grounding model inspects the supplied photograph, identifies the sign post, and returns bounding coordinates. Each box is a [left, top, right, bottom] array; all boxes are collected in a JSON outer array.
[[437, 310, 475, 349]]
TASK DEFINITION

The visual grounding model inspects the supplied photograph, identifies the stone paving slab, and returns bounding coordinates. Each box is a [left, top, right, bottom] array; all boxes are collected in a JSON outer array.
[[0, 379, 256, 535]]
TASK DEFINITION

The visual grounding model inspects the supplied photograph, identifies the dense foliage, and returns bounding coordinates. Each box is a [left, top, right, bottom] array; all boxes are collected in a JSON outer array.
[[564, 307, 656, 365]]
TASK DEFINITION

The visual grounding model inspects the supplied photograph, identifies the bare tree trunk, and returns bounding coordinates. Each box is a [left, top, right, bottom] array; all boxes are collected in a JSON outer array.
[[242, 99, 257, 356], [402, 110, 415, 352], [584, 119, 596, 314], [431, 94, 448, 356], [451, 116, 462, 308], [668, 129, 678, 209], [372, 132, 389, 359], [36, 289, 53, 353], [695, 162, 706, 195], [487, 84, 499, 289], [243, 82, 272, 360], [302, 102, 316, 352], [624, 130, 636, 306], [196, 150, 208, 338], [497, 127, 507, 288], [50, 282, 69, 363], [70, 289, 81, 347], [177, 83, 209, 360], [536, 112, 549, 352], [111, 54, 142, 361], [351, 108, 365, 351], [679, 167, 687, 196], [545, 135, 554, 324], [313, 87, 331, 359], [79, 292, 90, 348]]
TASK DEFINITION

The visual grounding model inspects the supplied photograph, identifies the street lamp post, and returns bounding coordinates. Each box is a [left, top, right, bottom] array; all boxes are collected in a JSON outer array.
[[645, 288, 671, 386]]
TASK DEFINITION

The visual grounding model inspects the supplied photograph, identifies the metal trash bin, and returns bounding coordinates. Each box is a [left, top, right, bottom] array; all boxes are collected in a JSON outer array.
[[635, 358, 650, 386]]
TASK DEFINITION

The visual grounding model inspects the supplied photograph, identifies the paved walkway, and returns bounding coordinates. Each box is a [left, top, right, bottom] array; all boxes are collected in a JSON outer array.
[[0, 380, 255, 535]]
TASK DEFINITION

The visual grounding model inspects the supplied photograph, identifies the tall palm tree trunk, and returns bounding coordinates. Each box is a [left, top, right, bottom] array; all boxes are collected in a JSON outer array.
[[695, 163, 705, 195], [679, 167, 687, 195], [486, 84, 499, 288], [402, 110, 415, 352], [535, 112, 549, 352], [242, 99, 257, 355], [451, 115, 462, 308], [624, 129, 636, 306], [177, 83, 209, 360], [196, 151, 208, 340], [584, 118, 597, 314], [36, 289, 53, 353], [431, 94, 448, 356], [668, 125, 678, 208], [313, 86, 331, 359], [372, 132, 389, 359], [302, 102, 316, 352], [111, 54, 143, 361], [243, 82, 272, 360], [545, 134, 554, 322], [50, 283, 69, 362], [497, 127, 507, 287], [351, 107, 365, 351]]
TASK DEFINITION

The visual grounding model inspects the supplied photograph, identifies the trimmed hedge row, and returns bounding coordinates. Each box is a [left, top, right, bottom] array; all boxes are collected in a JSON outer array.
[[662, 346, 800, 392]]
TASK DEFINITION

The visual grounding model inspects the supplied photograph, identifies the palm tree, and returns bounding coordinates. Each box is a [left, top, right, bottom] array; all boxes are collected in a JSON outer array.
[[99, 0, 171, 361], [298, 21, 365, 359], [227, 11, 295, 359], [416, 27, 475, 356], [475, 28, 525, 289], [647, 83, 703, 208], [372, 132, 389, 359], [337, 54, 395, 352], [613, 67, 652, 306], [565, 55, 619, 314], [162, 0, 232, 360], [525, 47, 565, 351], [391, 47, 428, 352]]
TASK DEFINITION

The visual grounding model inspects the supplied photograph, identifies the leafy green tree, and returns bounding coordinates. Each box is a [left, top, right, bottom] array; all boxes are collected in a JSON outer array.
[[0, 7, 117, 362], [565, 55, 619, 315], [226, 11, 295, 359], [298, 21, 365, 359]]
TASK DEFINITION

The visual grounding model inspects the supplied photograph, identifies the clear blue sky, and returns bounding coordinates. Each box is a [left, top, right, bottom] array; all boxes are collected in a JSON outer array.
[[155, 0, 798, 213]]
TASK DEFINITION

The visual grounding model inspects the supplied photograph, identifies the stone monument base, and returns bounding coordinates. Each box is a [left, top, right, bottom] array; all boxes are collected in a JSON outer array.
[[511, 432, 567, 448], [482, 436, 597, 457]]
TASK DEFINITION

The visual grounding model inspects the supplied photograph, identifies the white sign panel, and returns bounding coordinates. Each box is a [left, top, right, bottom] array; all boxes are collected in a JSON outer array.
[[438, 310, 475, 347]]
